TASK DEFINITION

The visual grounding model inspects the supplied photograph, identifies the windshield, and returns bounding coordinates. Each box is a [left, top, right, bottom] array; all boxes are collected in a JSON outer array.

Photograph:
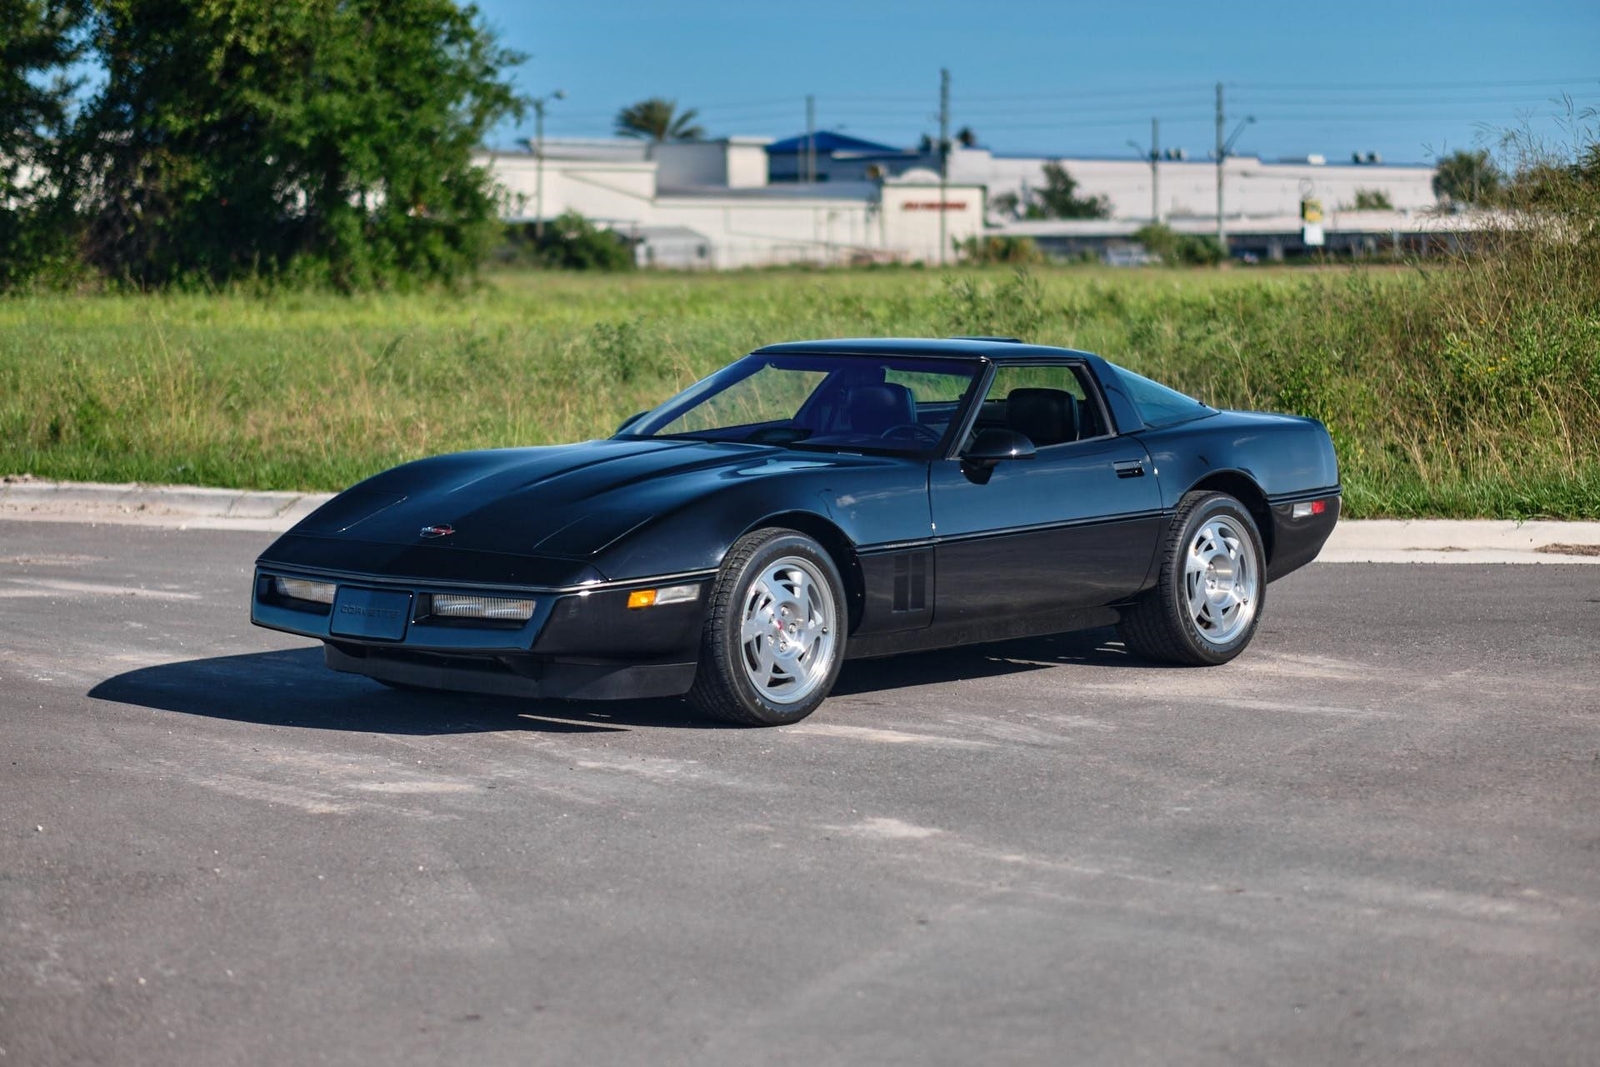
[[620, 353, 983, 457]]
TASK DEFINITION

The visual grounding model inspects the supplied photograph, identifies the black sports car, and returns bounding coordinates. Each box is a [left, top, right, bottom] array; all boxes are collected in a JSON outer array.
[[252, 338, 1340, 725]]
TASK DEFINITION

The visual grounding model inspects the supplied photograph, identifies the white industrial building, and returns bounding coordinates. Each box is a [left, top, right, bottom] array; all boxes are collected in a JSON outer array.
[[954, 148, 1436, 220], [478, 138, 986, 269], [479, 130, 1452, 268]]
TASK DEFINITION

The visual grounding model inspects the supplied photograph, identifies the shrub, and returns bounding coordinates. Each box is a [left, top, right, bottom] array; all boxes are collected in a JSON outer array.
[[1132, 224, 1225, 266], [498, 212, 635, 271], [956, 234, 1044, 265], [937, 268, 1046, 339]]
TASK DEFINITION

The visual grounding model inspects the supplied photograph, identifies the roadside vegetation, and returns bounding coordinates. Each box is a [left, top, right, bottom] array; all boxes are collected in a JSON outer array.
[[3, 248, 1596, 518]]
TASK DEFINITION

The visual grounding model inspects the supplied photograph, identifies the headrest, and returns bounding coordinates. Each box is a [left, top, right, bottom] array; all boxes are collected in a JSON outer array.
[[1006, 387, 1078, 447], [843, 383, 916, 435]]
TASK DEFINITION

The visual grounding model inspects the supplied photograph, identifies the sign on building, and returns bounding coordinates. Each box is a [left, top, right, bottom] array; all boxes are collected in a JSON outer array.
[[1301, 198, 1325, 247]]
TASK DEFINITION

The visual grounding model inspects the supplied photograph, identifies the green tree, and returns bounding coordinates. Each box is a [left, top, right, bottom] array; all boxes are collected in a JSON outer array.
[[0, 0, 88, 289], [72, 0, 525, 289], [989, 190, 1021, 218], [1432, 148, 1503, 206], [1025, 162, 1111, 220], [613, 97, 704, 142]]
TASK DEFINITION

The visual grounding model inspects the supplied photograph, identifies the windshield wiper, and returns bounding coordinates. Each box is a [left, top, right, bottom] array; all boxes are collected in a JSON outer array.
[[742, 426, 815, 446]]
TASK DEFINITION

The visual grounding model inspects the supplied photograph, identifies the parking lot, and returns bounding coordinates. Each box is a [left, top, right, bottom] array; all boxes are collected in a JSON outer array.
[[2, 518, 1597, 1065]]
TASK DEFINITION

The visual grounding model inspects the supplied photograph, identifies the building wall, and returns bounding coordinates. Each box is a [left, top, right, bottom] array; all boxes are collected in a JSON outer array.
[[479, 149, 984, 268], [949, 148, 1436, 221], [652, 142, 728, 188], [642, 198, 877, 268], [652, 138, 776, 191], [880, 179, 986, 261], [482, 152, 658, 225], [724, 142, 771, 189]]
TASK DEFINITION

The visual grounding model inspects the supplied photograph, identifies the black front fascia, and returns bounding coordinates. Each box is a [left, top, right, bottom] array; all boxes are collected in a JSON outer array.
[[252, 561, 714, 663], [257, 534, 603, 588]]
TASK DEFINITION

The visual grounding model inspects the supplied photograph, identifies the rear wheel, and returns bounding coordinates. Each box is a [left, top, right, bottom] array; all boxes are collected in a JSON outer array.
[[1118, 491, 1265, 666], [688, 528, 847, 726]]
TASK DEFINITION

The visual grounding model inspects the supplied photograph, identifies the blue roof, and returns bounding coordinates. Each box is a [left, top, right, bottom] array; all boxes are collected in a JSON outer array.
[[766, 130, 904, 156]]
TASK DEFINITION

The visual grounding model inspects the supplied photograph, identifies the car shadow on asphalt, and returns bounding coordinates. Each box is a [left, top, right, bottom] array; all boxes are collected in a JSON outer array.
[[87, 647, 702, 735], [832, 627, 1164, 697], [87, 628, 1160, 735]]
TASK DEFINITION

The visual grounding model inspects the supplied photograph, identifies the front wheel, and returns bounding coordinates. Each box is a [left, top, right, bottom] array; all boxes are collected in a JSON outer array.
[[1118, 491, 1266, 666], [688, 529, 847, 726]]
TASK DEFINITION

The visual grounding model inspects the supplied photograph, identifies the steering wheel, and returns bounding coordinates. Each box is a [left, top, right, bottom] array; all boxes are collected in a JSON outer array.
[[879, 423, 943, 447]]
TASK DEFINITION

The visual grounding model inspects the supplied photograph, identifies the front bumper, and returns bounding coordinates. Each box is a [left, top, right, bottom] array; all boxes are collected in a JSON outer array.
[[250, 565, 713, 701], [322, 643, 698, 701]]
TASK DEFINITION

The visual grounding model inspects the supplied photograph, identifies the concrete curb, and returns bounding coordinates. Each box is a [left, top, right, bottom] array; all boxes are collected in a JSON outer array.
[[3, 477, 1599, 562], [1319, 519, 1600, 564], [0, 477, 334, 532]]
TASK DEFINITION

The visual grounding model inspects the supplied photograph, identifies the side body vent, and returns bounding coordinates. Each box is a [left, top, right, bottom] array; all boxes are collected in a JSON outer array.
[[892, 552, 929, 613]]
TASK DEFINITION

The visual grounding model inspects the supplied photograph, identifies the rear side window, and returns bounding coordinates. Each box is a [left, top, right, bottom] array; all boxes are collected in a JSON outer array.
[[1117, 368, 1212, 428]]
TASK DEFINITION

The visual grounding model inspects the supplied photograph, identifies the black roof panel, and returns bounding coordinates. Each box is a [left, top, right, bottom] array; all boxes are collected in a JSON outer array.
[[752, 337, 1100, 361]]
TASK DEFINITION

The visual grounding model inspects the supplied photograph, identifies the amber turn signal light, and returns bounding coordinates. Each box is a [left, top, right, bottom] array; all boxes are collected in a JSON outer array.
[[627, 584, 701, 610]]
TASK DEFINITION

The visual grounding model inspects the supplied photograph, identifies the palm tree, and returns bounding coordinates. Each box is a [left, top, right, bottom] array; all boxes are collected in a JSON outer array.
[[1433, 148, 1503, 206], [614, 98, 704, 142]]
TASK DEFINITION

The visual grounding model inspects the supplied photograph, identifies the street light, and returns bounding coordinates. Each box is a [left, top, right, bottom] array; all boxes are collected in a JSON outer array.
[[526, 90, 566, 240], [1216, 111, 1255, 252]]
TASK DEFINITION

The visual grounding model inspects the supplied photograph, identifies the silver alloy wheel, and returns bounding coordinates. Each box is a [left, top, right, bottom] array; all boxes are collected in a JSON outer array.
[[1183, 515, 1259, 646], [739, 555, 838, 705]]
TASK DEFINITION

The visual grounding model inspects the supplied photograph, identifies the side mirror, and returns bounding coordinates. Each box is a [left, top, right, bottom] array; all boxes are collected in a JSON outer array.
[[962, 427, 1037, 467], [615, 410, 647, 434]]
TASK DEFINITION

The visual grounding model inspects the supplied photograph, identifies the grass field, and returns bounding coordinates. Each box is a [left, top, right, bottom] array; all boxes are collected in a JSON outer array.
[[2, 263, 1597, 518]]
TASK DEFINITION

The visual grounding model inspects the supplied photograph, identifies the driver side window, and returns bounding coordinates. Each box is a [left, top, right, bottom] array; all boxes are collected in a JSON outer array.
[[967, 364, 1107, 449]]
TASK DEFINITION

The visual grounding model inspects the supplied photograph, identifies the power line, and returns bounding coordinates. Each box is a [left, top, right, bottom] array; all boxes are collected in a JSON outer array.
[[1232, 75, 1599, 91], [967, 114, 1213, 131], [521, 73, 1600, 161], [1232, 95, 1598, 109]]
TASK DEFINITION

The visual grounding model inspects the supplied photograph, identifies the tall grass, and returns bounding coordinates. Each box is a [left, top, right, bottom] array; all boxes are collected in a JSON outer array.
[[1, 257, 1596, 518]]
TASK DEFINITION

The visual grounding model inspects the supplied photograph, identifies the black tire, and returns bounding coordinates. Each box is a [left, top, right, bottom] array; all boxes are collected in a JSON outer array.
[[1117, 491, 1266, 666], [688, 528, 848, 726]]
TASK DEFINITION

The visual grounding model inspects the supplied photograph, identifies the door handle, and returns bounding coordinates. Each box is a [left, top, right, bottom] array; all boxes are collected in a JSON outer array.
[[1113, 460, 1145, 478]]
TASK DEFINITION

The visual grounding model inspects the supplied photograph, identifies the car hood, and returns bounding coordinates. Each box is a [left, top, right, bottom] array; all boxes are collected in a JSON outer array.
[[283, 438, 865, 559]]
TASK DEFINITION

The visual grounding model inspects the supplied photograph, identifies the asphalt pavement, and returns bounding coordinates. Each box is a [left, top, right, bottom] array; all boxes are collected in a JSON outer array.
[[1, 519, 1597, 1066]]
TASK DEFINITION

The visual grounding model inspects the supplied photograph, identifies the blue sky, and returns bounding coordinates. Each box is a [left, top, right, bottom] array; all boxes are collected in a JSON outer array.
[[473, 0, 1599, 165]]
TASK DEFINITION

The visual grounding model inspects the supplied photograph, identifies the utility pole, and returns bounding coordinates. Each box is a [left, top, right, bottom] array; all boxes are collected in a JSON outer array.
[[805, 94, 816, 184], [938, 67, 950, 266], [1150, 117, 1160, 223], [1214, 83, 1255, 258], [1129, 118, 1161, 223], [529, 89, 566, 241], [1215, 82, 1225, 251]]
